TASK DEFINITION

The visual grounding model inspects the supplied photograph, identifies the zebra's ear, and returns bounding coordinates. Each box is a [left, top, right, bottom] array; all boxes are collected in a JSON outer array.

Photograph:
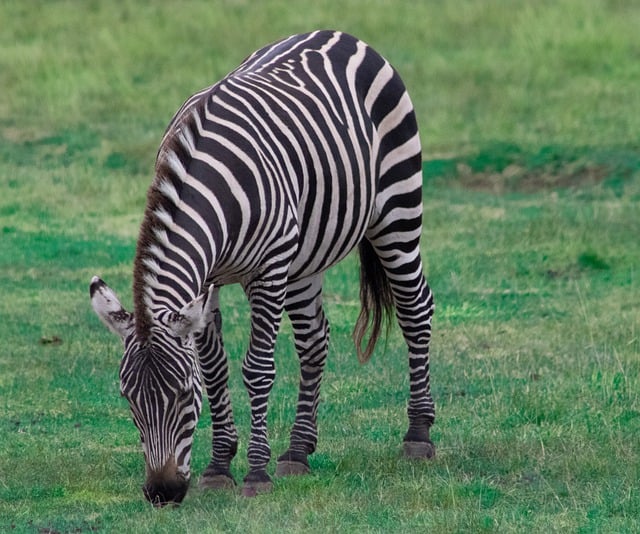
[[166, 285, 217, 339], [90, 276, 135, 340]]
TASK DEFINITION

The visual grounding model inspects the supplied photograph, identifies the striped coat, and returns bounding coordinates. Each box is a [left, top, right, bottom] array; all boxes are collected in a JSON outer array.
[[91, 30, 435, 506]]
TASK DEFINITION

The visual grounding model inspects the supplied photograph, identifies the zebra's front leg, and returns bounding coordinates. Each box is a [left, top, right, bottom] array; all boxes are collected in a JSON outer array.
[[195, 295, 239, 490], [276, 276, 328, 477], [241, 278, 288, 496]]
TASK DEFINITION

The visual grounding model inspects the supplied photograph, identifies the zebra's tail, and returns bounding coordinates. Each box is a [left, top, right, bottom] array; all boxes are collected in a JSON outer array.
[[353, 238, 394, 363]]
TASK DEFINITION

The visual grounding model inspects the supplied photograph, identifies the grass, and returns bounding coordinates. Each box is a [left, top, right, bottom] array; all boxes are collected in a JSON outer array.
[[1, 0, 639, 532]]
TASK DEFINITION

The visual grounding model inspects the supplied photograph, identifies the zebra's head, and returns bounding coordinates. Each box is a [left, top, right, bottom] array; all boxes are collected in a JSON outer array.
[[89, 277, 214, 506]]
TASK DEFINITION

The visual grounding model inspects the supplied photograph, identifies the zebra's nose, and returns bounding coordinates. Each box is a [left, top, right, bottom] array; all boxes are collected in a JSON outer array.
[[142, 479, 189, 507]]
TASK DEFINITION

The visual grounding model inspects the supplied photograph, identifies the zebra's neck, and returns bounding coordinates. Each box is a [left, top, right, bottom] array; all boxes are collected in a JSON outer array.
[[132, 136, 217, 341], [132, 229, 212, 342]]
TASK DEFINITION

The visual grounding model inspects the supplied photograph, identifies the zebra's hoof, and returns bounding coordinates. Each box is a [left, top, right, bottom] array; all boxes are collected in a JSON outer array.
[[198, 473, 236, 491], [241, 469, 273, 497], [198, 466, 236, 490], [275, 459, 311, 477], [241, 480, 273, 497], [275, 450, 310, 477], [403, 440, 436, 459]]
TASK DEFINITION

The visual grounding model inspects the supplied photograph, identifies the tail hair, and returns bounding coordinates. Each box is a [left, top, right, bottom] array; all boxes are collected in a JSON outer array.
[[353, 239, 394, 363]]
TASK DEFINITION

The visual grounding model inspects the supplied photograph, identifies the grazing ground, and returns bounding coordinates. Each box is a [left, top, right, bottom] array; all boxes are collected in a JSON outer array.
[[1, 1, 639, 532]]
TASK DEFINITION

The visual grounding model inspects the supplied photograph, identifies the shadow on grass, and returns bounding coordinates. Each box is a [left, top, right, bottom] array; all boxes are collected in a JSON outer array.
[[424, 143, 640, 195]]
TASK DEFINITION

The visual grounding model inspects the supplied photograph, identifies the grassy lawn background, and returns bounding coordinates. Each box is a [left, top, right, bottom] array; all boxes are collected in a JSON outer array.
[[1, 1, 639, 532]]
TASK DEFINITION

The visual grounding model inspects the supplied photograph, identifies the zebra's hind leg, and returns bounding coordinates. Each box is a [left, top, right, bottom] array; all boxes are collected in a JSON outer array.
[[397, 271, 436, 459], [276, 275, 329, 477], [364, 236, 436, 459], [195, 292, 239, 491]]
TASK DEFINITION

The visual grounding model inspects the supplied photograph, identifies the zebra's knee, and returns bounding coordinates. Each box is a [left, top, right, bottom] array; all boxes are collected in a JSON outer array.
[[293, 314, 330, 363], [309, 314, 330, 362], [242, 352, 276, 395]]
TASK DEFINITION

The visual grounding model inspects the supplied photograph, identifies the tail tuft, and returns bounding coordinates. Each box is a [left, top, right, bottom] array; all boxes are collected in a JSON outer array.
[[353, 239, 394, 363]]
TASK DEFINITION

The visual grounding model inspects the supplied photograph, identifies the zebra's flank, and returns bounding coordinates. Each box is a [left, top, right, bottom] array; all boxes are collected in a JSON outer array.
[[353, 239, 394, 363]]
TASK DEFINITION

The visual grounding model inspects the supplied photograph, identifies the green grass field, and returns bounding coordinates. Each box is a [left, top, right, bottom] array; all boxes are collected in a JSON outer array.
[[1, 1, 639, 532]]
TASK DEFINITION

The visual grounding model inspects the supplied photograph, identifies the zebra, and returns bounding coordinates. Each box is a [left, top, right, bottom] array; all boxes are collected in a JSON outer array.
[[90, 30, 435, 506]]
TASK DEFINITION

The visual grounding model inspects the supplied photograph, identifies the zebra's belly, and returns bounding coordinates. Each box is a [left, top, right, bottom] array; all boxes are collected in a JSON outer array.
[[285, 160, 377, 281], [287, 203, 372, 282]]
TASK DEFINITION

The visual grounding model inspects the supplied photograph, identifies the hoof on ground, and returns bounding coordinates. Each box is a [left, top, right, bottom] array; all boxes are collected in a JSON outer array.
[[241, 469, 273, 497], [198, 473, 236, 491], [275, 460, 311, 477], [241, 479, 273, 497], [403, 440, 436, 459]]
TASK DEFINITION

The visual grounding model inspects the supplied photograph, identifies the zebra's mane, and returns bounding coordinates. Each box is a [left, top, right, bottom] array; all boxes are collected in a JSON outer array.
[[132, 97, 206, 342]]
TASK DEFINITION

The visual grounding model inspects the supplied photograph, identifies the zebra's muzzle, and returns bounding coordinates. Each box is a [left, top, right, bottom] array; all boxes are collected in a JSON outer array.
[[143, 455, 190, 507], [142, 478, 189, 507]]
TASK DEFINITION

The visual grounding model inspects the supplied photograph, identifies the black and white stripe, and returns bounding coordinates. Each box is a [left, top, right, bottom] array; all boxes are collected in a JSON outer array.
[[91, 30, 435, 505]]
